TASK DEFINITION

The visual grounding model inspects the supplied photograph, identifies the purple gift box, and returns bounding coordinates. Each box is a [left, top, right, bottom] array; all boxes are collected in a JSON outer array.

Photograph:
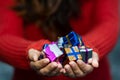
[[43, 43, 63, 62]]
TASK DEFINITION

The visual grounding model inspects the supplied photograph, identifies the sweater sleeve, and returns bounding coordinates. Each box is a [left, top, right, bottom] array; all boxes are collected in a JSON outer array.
[[0, 9, 50, 70], [82, 0, 118, 60]]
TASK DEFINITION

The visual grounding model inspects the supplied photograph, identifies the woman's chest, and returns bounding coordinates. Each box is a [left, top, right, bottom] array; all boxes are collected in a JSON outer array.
[[24, 24, 71, 41]]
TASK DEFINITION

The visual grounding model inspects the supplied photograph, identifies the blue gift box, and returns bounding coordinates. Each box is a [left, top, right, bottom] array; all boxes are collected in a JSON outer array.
[[62, 31, 84, 47], [63, 46, 82, 62]]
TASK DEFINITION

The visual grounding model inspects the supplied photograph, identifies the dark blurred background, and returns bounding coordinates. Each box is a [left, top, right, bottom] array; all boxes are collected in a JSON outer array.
[[0, 38, 120, 80]]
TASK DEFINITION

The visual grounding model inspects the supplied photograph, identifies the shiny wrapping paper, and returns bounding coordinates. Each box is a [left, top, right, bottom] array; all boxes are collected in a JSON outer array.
[[41, 31, 92, 64], [64, 46, 82, 61], [80, 47, 92, 63], [43, 43, 63, 62], [60, 46, 92, 65], [60, 46, 82, 65]]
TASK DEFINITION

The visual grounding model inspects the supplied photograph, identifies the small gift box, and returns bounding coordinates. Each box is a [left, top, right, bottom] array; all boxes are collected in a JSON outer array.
[[61, 46, 82, 65], [80, 47, 92, 63], [40, 31, 92, 64], [62, 31, 84, 47], [43, 43, 63, 62], [57, 37, 64, 49]]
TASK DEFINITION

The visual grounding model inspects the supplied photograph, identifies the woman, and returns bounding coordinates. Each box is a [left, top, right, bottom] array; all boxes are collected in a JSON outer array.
[[0, 0, 118, 80]]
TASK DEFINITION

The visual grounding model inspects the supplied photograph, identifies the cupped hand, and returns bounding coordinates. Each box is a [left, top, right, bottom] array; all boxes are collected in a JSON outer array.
[[28, 49, 63, 76], [61, 52, 99, 78]]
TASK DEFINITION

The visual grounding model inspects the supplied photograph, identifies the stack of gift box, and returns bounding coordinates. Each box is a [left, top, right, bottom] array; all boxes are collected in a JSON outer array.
[[42, 31, 93, 65]]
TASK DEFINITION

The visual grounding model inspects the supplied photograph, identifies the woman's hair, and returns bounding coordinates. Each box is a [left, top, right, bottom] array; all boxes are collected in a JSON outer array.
[[14, 0, 81, 30]]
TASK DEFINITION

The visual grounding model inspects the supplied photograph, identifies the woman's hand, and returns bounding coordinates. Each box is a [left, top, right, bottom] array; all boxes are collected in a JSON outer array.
[[28, 49, 62, 76], [61, 52, 99, 78]]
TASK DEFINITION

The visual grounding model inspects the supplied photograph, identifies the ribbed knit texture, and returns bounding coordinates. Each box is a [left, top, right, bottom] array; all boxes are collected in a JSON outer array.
[[0, 0, 118, 80], [0, 8, 51, 70]]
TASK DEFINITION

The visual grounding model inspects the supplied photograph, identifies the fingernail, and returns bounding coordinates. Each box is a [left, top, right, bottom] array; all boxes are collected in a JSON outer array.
[[95, 61, 99, 68], [63, 70, 66, 74], [60, 69, 66, 74], [88, 58, 92, 64], [65, 64, 69, 69], [33, 55, 38, 61], [93, 60, 99, 68], [58, 64, 62, 69], [52, 62, 58, 68], [77, 60, 82, 64], [44, 58, 50, 63], [69, 61, 75, 66]]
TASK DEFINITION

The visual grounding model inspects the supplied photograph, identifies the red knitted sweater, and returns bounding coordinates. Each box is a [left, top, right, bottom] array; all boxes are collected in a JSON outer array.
[[0, 0, 118, 80]]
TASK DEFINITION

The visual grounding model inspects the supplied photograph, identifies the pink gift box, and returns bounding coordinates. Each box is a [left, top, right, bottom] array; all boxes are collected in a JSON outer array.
[[43, 43, 63, 62]]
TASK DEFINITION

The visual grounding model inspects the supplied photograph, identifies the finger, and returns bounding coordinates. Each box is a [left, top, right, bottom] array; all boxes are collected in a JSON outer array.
[[92, 52, 99, 68], [48, 63, 62, 76], [77, 60, 93, 74], [69, 61, 85, 77], [39, 62, 58, 76], [88, 58, 92, 64], [60, 68, 66, 74], [30, 58, 50, 70], [64, 64, 75, 78], [28, 48, 42, 61]]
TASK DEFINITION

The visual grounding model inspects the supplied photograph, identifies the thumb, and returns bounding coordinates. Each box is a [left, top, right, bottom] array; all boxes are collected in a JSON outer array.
[[91, 52, 99, 68], [28, 49, 41, 61]]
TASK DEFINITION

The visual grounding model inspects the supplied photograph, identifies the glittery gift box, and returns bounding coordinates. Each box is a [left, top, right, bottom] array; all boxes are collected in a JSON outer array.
[[62, 31, 84, 47], [60, 46, 82, 65], [40, 31, 92, 64], [80, 47, 92, 63], [43, 43, 63, 62]]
